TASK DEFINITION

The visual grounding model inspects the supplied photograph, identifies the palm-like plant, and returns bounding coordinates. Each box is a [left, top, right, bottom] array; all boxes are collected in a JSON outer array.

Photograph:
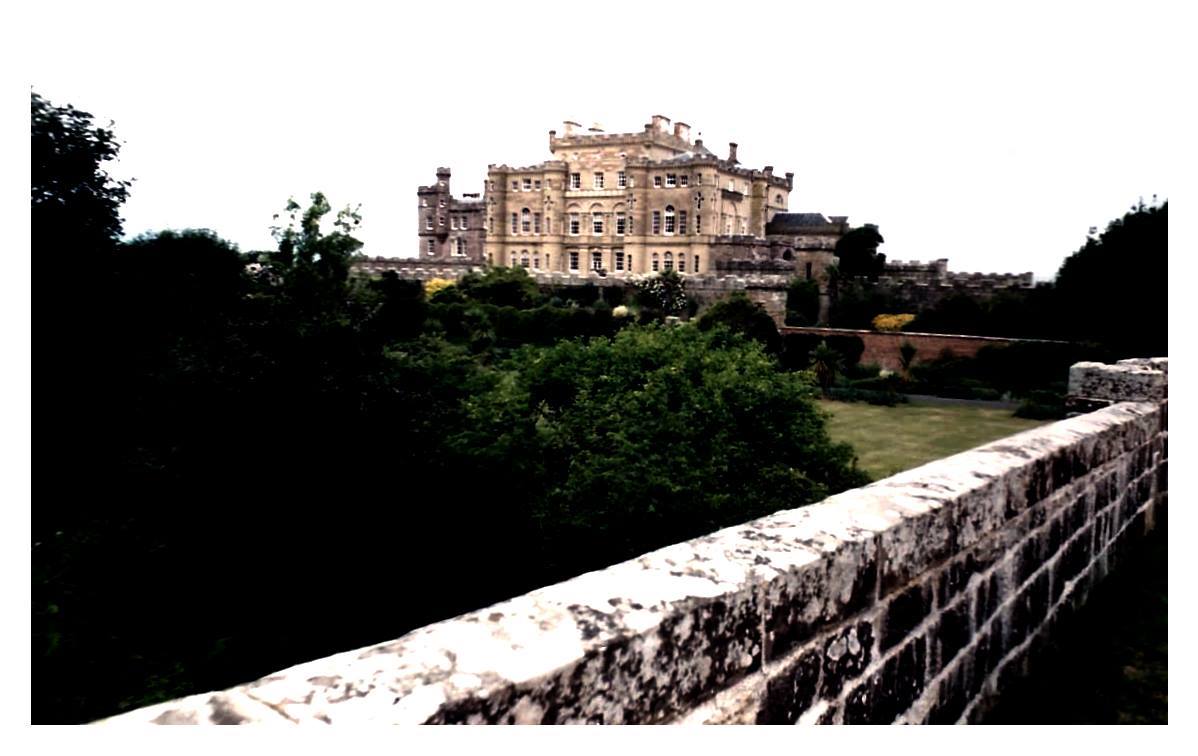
[[810, 340, 842, 396]]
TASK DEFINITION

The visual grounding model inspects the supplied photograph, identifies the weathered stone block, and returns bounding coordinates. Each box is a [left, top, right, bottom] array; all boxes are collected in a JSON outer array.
[[756, 648, 822, 724], [820, 621, 874, 698], [931, 598, 973, 678], [880, 581, 934, 652], [843, 635, 927, 724]]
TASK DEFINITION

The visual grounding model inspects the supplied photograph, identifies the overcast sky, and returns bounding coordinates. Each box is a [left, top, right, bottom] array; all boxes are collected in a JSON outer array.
[[25, 0, 1183, 281]]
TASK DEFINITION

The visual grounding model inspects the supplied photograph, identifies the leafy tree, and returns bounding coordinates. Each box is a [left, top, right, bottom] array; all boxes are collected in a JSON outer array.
[[697, 292, 782, 354], [634, 269, 689, 318], [834, 223, 886, 279], [455, 266, 543, 308], [31, 90, 131, 265], [786, 278, 821, 325]]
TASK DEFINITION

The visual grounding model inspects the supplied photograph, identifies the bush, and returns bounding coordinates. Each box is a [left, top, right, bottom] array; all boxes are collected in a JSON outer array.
[[786, 279, 821, 325], [872, 313, 916, 332]]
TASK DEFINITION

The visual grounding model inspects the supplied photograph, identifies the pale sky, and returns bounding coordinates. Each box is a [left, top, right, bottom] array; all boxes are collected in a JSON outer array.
[[23, 0, 1184, 281]]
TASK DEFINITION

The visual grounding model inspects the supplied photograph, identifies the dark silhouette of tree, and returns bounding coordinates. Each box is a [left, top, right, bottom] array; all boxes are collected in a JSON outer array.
[[834, 223, 886, 279]]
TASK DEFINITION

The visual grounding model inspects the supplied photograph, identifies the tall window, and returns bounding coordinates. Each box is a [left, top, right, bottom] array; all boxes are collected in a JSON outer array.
[[677, 254, 686, 273], [680, 175, 689, 187], [455, 238, 466, 256], [678, 210, 688, 235], [426, 239, 435, 256], [421, 198, 428, 207], [694, 255, 700, 272], [522, 177, 532, 191], [425, 215, 433, 230], [663, 252, 674, 272], [652, 210, 661, 234], [450, 217, 457, 230], [488, 216, 494, 232], [591, 251, 603, 271], [617, 171, 626, 188], [592, 212, 603, 235], [806, 262, 813, 280], [533, 212, 542, 234], [653, 175, 662, 188], [438, 215, 445, 226], [533, 255, 540, 270], [666, 173, 676, 187], [652, 253, 660, 272], [520, 253, 529, 269], [615, 212, 626, 235], [459, 216, 468, 229], [569, 213, 581, 235], [511, 213, 519, 233], [615, 250, 625, 271], [740, 218, 747, 235], [534, 180, 542, 190], [696, 214, 702, 233], [570, 173, 581, 189], [593, 172, 604, 189], [521, 208, 531, 233], [569, 250, 580, 270], [664, 205, 675, 234], [775, 194, 784, 205], [512, 181, 519, 190]]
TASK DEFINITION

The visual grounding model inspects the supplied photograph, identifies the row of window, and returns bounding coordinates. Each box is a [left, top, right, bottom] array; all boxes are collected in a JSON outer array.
[[496, 208, 715, 237], [425, 238, 470, 256], [419, 197, 448, 208], [424, 214, 472, 230], [506, 249, 701, 274]]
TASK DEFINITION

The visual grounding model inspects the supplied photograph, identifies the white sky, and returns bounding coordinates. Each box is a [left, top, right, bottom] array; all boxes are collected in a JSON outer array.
[[22, 0, 1185, 281]]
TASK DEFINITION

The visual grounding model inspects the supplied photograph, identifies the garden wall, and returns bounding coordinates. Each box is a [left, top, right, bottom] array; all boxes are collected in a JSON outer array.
[[780, 326, 1069, 372], [99, 359, 1167, 725]]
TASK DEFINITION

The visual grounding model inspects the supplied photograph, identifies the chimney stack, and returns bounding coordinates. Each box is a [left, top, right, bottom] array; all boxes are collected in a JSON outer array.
[[673, 122, 691, 141], [728, 142, 739, 164], [563, 120, 581, 136], [651, 114, 671, 133]]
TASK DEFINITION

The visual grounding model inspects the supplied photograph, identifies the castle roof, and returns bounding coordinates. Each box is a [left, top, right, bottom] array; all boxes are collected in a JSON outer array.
[[766, 213, 835, 234]]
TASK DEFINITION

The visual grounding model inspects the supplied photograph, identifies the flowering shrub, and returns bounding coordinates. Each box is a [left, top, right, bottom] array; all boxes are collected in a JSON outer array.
[[424, 278, 456, 298], [633, 271, 689, 316], [611, 305, 630, 318], [872, 313, 916, 332]]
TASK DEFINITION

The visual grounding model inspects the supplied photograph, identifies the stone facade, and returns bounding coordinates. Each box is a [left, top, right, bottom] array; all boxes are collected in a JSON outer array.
[[99, 359, 1167, 725], [417, 168, 487, 263]]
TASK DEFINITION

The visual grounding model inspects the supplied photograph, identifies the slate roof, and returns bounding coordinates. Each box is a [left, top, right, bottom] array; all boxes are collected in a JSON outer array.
[[765, 213, 833, 234]]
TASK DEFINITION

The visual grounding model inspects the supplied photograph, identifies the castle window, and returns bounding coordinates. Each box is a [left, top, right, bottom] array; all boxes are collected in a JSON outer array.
[[653, 175, 662, 188], [615, 250, 625, 271], [678, 210, 688, 235], [523, 178, 532, 191], [617, 171, 626, 188], [651, 211, 661, 234], [677, 254, 686, 273], [421, 198, 428, 207], [594, 172, 604, 189], [740, 218, 747, 235], [694, 173, 702, 185], [680, 175, 689, 187], [534, 213, 542, 234], [511, 253, 517, 266], [455, 238, 467, 256], [615, 212, 626, 235], [569, 214, 581, 235], [488, 216, 494, 232], [521, 208, 531, 233], [425, 215, 433, 230], [511, 213, 519, 233], [806, 262, 813, 280], [460, 216, 468, 229], [664, 205, 675, 235], [663, 252, 674, 272], [439, 198, 446, 207], [652, 253, 659, 272], [592, 212, 604, 235], [569, 250, 580, 270], [426, 239, 435, 256], [696, 214, 702, 233], [694, 255, 700, 272], [775, 194, 784, 205], [512, 180, 519, 190], [533, 255, 540, 270], [438, 215, 445, 226], [570, 173, 581, 189], [449, 217, 457, 230], [534, 180, 542, 190], [591, 251, 603, 271], [666, 173, 676, 187], [520, 253, 530, 269]]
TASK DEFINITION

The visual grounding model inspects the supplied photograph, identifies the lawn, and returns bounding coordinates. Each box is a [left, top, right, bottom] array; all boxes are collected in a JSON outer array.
[[818, 398, 1052, 480]]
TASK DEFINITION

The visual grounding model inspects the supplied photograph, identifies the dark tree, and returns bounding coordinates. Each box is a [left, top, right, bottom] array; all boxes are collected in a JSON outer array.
[[834, 223, 886, 279], [697, 292, 782, 354]]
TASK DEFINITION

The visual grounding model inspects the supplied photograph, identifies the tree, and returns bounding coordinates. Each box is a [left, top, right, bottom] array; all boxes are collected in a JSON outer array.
[[810, 340, 843, 395], [31, 91, 131, 266], [786, 278, 821, 325], [899, 341, 918, 378], [633, 269, 689, 318], [834, 223, 886, 279], [697, 292, 782, 354]]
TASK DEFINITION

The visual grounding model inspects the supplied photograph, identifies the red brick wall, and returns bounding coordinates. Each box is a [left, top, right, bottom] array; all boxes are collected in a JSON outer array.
[[779, 327, 1065, 371]]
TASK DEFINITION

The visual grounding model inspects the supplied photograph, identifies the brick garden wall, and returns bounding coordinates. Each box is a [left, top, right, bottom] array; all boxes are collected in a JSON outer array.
[[100, 360, 1167, 725], [780, 326, 1069, 372]]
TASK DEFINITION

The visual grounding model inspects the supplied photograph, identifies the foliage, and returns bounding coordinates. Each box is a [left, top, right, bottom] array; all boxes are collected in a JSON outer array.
[[810, 340, 843, 395], [833, 223, 886, 279], [633, 270, 689, 318], [424, 277, 456, 299], [697, 292, 782, 354], [456, 266, 543, 309], [31, 91, 131, 264], [872, 313, 916, 332], [785, 278, 821, 326], [899, 341, 918, 375]]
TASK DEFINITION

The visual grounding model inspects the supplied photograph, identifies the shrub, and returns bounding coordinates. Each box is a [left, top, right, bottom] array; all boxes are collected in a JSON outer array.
[[872, 313, 916, 332]]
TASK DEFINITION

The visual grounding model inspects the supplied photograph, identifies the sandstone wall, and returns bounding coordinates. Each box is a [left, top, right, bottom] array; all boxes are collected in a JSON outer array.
[[99, 360, 1166, 725]]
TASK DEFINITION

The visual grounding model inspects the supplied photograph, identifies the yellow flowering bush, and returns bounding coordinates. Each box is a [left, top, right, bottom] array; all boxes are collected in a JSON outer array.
[[424, 278, 456, 298], [872, 313, 916, 332]]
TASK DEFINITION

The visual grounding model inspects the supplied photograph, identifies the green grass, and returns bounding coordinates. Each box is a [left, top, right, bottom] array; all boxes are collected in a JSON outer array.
[[818, 399, 1052, 480]]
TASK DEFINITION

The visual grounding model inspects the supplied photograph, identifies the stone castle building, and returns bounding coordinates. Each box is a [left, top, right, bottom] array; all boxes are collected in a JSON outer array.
[[417, 168, 487, 263]]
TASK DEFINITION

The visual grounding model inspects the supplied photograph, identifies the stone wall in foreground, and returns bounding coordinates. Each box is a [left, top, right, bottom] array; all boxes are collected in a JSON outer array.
[[99, 360, 1167, 725]]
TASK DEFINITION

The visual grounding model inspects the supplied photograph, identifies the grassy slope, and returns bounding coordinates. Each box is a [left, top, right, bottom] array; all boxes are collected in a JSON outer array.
[[818, 399, 1051, 480]]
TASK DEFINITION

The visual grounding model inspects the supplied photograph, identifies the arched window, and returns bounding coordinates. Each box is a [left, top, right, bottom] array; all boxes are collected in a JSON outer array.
[[663, 251, 674, 272], [521, 252, 530, 269], [652, 252, 660, 272], [521, 208, 531, 233], [664, 205, 676, 234], [510, 253, 517, 266]]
